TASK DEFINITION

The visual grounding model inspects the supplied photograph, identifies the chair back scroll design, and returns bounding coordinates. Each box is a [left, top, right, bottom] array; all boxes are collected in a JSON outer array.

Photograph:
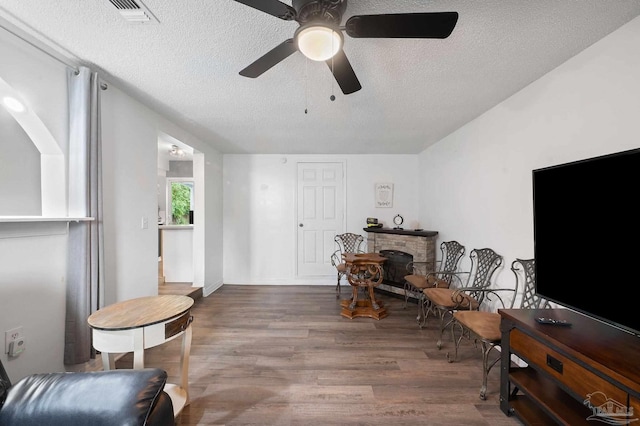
[[422, 247, 503, 349], [447, 258, 547, 400], [330, 233, 364, 298], [514, 258, 549, 310], [336, 233, 364, 255], [403, 240, 465, 327], [435, 240, 466, 288], [462, 248, 503, 306]]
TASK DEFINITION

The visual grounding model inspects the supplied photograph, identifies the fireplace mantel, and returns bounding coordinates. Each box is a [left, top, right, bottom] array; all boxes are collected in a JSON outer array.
[[363, 227, 438, 298], [362, 227, 438, 238]]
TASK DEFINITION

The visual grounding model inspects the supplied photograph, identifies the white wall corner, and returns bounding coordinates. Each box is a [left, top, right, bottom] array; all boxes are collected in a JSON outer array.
[[203, 280, 223, 297]]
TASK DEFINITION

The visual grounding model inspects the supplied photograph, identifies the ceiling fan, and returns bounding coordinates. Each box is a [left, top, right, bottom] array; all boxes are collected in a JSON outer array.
[[234, 0, 458, 95]]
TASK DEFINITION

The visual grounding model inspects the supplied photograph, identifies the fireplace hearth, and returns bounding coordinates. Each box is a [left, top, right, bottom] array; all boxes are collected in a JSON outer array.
[[364, 227, 438, 301], [380, 249, 413, 288]]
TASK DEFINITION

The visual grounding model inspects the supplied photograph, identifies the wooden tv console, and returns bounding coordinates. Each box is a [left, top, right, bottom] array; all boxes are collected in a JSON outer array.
[[499, 308, 640, 425]]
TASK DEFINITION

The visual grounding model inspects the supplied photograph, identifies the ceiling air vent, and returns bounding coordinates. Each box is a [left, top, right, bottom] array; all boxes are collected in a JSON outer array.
[[108, 0, 159, 24]]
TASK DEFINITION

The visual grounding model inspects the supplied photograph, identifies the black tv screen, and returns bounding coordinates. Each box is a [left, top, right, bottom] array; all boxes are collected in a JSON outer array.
[[533, 148, 640, 336]]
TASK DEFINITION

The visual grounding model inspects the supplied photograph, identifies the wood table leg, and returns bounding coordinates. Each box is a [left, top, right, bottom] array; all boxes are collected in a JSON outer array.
[[368, 284, 380, 310], [349, 283, 359, 309]]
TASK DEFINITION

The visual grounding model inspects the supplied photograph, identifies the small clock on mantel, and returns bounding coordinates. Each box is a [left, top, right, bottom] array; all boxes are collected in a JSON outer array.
[[393, 214, 404, 230]]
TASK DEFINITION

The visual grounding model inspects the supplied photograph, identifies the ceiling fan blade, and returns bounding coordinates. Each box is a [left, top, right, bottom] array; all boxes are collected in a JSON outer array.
[[326, 49, 361, 95], [239, 39, 297, 78], [345, 12, 459, 39], [233, 0, 296, 20]]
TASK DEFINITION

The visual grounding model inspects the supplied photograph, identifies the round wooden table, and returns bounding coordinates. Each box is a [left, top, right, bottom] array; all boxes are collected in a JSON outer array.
[[88, 295, 194, 417], [340, 252, 388, 320]]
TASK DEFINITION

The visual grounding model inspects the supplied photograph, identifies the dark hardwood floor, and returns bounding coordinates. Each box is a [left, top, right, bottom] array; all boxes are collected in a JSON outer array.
[[81, 285, 521, 425]]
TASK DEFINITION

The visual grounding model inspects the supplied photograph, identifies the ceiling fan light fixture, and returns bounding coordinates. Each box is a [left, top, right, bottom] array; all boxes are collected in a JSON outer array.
[[296, 25, 342, 61], [169, 144, 185, 158]]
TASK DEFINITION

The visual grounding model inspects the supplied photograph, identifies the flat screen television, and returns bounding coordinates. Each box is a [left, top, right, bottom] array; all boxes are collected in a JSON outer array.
[[532, 147, 640, 336]]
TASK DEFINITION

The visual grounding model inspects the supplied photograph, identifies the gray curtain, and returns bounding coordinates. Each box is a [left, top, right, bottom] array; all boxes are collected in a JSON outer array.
[[65, 66, 104, 365]]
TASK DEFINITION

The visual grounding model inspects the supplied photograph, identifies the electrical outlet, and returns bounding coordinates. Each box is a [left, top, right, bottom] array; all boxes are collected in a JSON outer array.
[[8, 338, 25, 357], [5, 327, 23, 354]]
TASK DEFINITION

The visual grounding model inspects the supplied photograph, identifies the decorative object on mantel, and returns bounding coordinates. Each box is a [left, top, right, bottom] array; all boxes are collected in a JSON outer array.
[[375, 183, 393, 208], [366, 217, 382, 228], [393, 214, 404, 230]]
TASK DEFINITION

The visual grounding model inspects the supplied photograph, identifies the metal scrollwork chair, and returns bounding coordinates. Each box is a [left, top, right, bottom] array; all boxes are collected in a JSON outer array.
[[422, 247, 503, 350], [447, 258, 549, 400], [403, 241, 465, 327], [330, 233, 365, 298]]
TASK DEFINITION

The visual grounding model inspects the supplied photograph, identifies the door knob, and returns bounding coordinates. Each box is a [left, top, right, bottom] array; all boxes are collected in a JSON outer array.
[[299, 223, 304, 227]]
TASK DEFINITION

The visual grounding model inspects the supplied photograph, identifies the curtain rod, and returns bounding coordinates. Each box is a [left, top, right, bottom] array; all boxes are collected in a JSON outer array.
[[0, 14, 80, 73]]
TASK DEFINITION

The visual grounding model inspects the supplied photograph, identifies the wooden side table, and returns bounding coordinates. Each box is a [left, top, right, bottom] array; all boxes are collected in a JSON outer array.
[[87, 295, 194, 417], [341, 252, 388, 320]]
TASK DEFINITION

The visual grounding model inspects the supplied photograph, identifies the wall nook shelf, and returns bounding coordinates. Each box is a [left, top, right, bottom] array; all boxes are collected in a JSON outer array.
[[0, 216, 94, 223], [0, 218, 95, 239]]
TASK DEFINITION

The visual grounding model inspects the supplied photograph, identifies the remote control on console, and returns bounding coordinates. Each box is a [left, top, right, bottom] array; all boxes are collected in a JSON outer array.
[[536, 317, 572, 326]]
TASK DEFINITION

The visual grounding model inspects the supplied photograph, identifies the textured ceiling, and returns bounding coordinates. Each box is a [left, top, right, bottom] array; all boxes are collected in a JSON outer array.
[[1, 1, 639, 155]]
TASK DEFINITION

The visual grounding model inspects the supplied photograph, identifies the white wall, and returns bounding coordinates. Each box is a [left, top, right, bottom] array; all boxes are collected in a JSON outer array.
[[100, 82, 224, 304], [194, 151, 225, 295], [0, 28, 69, 380], [0, 109, 41, 215], [223, 154, 419, 284], [418, 16, 640, 288], [0, 26, 224, 381], [100, 84, 160, 303], [0, 30, 68, 151], [0, 223, 68, 382]]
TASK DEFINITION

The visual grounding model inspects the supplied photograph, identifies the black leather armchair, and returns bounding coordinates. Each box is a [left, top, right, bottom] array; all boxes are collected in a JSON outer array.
[[0, 360, 175, 426]]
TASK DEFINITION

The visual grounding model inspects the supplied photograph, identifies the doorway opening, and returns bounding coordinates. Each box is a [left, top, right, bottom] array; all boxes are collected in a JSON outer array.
[[157, 132, 204, 296]]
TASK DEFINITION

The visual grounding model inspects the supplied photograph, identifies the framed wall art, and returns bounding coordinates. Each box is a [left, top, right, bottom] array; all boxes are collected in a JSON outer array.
[[374, 183, 393, 208]]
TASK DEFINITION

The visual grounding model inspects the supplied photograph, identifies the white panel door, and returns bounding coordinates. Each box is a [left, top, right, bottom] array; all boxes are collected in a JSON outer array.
[[297, 162, 345, 276]]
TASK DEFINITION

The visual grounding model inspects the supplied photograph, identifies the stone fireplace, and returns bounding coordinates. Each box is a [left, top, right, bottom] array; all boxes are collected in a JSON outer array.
[[364, 227, 438, 299]]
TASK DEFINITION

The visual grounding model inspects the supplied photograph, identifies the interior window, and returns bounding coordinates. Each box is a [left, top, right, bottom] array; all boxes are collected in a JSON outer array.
[[167, 179, 194, 225]]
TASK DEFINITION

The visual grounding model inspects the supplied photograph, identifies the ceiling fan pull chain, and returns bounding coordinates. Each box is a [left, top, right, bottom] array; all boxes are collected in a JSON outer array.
[[304, 57, 309, 114], [330, 30, 336, 102]]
